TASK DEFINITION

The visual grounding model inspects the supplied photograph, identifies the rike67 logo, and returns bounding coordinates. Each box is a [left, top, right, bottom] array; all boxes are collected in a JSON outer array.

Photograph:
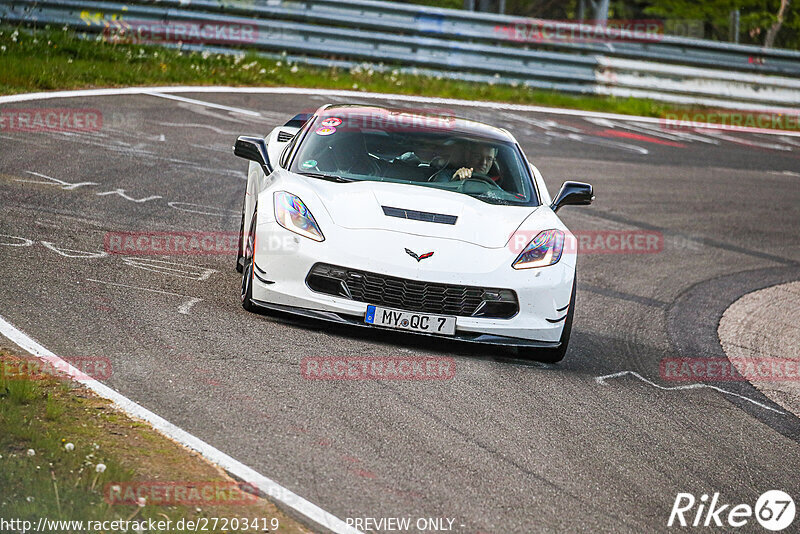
[[668, 490, 795, 531]]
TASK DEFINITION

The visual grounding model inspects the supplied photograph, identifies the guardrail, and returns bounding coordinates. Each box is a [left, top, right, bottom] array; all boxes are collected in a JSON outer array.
[[213, 0, 800, 77], [1, 0, 799, 109]]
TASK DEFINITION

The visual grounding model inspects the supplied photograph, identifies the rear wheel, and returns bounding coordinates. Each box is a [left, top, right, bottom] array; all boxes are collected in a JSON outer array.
[[240, 211, 258, 313], [520, 274, 576, 363]]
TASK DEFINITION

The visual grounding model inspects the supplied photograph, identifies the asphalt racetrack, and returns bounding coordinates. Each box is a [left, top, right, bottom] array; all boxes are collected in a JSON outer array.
[[1, 89, 799, 532]]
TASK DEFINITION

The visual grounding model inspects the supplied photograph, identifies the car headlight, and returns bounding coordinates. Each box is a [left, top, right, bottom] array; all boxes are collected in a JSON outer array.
[[512, 229, 564, 269], [274, 191, 324, 242]]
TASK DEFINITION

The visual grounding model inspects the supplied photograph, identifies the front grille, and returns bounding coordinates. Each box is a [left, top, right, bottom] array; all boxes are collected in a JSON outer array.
[[306, 263, 518, 319], [382, 206, 458, 225]]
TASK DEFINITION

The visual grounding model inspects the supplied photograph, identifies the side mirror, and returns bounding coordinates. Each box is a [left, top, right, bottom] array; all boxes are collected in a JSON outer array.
[[551, 181, 594, 213], [233, 136, 273, 173]]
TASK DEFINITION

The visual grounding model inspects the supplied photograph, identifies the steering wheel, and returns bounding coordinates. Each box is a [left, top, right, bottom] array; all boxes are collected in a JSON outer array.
[[458, 172, 504, 190]]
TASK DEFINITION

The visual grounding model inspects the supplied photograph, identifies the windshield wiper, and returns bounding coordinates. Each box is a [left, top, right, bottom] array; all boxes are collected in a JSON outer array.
[[297, 172, 352, 183]]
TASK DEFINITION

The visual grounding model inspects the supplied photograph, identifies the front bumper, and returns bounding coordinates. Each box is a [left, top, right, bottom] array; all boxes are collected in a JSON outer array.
[[250, 299, 561, 348], [251, 220, 575, 344]]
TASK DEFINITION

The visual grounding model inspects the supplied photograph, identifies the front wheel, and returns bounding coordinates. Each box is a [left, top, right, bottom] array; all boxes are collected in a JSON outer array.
[[235, 209, 245, 273], [520, 274, 576, 363], [240, 211, 258, 313]]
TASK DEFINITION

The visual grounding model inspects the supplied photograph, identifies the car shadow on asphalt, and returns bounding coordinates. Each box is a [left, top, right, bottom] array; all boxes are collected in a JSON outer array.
[[254, 305, 684, 391], [249, 305, 596, 371]]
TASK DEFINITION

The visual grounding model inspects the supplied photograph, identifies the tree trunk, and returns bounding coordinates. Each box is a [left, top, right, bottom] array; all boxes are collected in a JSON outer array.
[[764, 0, 790, 48]]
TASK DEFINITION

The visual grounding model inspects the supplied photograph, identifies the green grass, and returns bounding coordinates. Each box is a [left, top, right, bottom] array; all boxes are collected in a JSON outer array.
[[0, 353, 309, 533], [0, 360, 133, 524], [0, 24, 676, 118], [2, 25, 793, 132]]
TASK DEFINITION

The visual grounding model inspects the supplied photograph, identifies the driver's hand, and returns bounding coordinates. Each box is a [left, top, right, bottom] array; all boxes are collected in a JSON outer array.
[[453, 167, 473, 180]]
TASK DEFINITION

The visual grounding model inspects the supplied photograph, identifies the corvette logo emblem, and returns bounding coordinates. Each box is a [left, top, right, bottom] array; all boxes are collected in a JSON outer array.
[[405, 248, 434, 262]]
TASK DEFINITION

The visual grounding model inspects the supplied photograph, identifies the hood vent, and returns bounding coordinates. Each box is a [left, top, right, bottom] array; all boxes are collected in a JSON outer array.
[[382, 206, 458, 225], [276, 130, 293, 142]]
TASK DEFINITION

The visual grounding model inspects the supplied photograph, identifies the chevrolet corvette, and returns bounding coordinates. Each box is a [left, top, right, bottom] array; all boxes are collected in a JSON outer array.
[[233, 104, 593, 362]]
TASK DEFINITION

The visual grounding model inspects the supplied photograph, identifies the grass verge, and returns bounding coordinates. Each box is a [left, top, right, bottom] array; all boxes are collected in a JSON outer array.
[[0, 350, 311, 533], [0, 24, 674, 117], [1, 26, 795, 133]]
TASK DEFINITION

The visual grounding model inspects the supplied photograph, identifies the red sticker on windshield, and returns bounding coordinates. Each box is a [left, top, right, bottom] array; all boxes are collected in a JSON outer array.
[[320, 117, 342, 127], [315, 126, 336, 136]]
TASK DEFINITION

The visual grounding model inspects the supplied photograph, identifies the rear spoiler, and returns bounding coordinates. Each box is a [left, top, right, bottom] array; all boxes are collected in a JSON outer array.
[[284, 113, 313, 129]]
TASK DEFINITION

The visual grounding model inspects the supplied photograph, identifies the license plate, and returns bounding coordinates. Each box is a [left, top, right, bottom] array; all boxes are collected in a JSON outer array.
[[365, 305, 456, 335]]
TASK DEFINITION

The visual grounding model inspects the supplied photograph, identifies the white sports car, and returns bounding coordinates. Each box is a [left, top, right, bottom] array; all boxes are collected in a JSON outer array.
[[233, 105, 593, 362]]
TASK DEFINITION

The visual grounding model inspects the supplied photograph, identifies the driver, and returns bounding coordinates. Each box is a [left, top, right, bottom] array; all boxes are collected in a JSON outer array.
[[431, 141, 498, 182]]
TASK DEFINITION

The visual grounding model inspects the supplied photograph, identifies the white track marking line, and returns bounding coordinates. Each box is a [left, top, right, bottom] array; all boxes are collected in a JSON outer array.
[[86, 278, 203, 315], [144, 92, 262, 117], [18, 170, 99, 190], [694, 128, 794, 150], [176, 297, 203, 315], [0, 313, 362, 534], [595, 370, 786, 414], [1, 86, 798, 137]]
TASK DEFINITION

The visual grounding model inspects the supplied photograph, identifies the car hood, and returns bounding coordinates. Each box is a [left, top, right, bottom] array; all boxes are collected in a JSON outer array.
[[307, 178, 538, 248]]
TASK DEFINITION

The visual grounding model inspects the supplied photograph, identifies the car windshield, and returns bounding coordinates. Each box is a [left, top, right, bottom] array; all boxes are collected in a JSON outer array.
[[289, 111, 539, 206]]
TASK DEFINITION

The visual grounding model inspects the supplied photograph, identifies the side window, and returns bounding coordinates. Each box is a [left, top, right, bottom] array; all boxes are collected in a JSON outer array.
[[280, 118, 313, 168]]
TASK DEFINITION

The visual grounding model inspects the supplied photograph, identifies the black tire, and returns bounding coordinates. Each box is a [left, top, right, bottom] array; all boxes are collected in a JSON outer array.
[[235, 200, 245, 273], [241, 211, 258, 313], [519, 273, 576, 363]]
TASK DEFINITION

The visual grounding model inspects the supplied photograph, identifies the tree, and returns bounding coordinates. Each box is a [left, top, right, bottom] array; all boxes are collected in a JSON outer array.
[[764, 0, 790, 47], [643, 0, 798, 48]]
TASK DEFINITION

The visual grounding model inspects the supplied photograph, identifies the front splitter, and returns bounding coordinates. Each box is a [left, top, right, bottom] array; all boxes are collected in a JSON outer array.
[[250, 299, 561, 349]]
